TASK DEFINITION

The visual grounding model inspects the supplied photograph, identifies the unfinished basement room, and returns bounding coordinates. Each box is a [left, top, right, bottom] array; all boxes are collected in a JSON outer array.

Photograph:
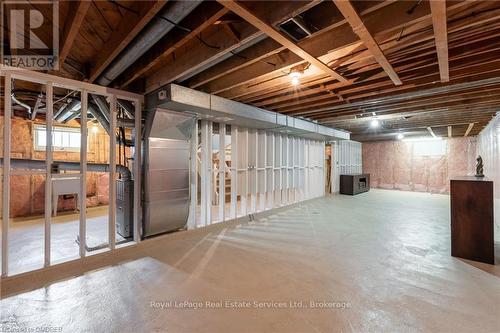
[[0, 0, 499, 332]]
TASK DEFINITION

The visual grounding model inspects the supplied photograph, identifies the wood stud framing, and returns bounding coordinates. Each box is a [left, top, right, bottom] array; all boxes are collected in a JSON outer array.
[[190, 121, 327, 228], [430, 0, 450, 83], [44, 82, 53, 267], [333, 0, 402, 85], [79, 91, 88, 257], [0, 65, 142, 277], [216, 0, 347, 83], [2, 73, 12, 276], [464, 123, 474, 137]]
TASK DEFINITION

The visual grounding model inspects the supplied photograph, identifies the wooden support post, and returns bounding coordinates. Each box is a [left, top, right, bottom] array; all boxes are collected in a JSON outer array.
[[79, 91, 88, 257], [200, 120, 213, 226], [45, 82, 53, 267], [2, 73, 11, 276], [241, 128, 248, 216], [109, 95, 117, 250], [464, 123, 474, 137], [230, 126, 238, 219], [218, 124, 226, 222], [259, 131, 266, 212], [269, 133, 275, 209], [133, 99, 142, 241], [188, 120, 199, 229]]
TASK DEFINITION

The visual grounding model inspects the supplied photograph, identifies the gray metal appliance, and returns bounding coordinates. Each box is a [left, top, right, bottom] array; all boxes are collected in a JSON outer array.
[[116, 179, 134, 238], [142, 109, 195, 237]]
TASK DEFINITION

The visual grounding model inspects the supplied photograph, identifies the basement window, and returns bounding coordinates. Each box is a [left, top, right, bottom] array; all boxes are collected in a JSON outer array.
[[34, 124, 81, 152]]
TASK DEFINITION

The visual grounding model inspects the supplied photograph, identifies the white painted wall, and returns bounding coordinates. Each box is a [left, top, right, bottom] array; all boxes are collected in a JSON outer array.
[[476, 114, 500, 242], [331, 140, 362, 193]]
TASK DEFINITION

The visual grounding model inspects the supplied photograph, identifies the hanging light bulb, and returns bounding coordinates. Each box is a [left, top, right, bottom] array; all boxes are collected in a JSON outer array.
[[91, 122, 99, 134], [289, 71, 302, 86], [370, 118, 380, 128], [396, 132, 405, 140]]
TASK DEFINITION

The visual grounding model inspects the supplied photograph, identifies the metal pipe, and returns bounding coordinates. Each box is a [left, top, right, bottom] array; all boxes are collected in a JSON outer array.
[[117, 100, 134, 119], [11, 93, 31, 115], [88, 105, 111, 135], [91, 95, 110, 123], [0, 158, 132, 181], [55, 99, 80, 122], [96, 0, 202, 86], [62, 110, 81, 123]]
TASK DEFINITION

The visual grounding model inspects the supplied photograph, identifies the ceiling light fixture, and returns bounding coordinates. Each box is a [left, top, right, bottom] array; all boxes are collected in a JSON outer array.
[[289, 71, 302, 86], [396, 133, 405, 140], [370, 118, 380, 128]]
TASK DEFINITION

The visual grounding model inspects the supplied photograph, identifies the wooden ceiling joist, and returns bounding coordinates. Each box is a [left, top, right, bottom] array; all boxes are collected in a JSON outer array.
[[216, 0, 347, 83], [464, 123, 474, 137], [333, 0, 402, 86], [88, 1, 167, 83], [430, 0, 450, 82], [118, 7, 230, 88], [144, 1, 321, 93], [59, 0, 91, 65]]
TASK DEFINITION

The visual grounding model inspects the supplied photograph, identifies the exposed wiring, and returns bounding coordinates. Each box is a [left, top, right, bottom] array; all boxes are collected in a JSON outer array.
[[108, 0, 138, 15], [196, 34, 220, 50], [407, 0, 423, 15]]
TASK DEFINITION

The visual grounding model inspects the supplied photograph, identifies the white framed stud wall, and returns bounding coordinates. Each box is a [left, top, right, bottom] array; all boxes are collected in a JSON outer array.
[[190, 121, 326, 228]]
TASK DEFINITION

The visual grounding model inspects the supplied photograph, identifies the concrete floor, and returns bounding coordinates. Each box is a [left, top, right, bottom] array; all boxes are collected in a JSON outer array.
[[1, 189, 499, 332], [0, 206, 132, 275]]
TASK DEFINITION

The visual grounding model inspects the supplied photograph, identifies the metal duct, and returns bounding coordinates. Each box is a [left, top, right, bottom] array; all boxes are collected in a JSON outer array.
[[117, 100, 135, 119], [96, 0, 202, 86], [11, 93, 31, 115], [146, 84, 350, 140], [176, 33, 267, 83], [88, 105, 111, 135], [0, 159, 132, 181], [142, 109, 195, 237], [55, 99, 80, 122], [91, 95, 111, 123], [61, 110, 80, 123]]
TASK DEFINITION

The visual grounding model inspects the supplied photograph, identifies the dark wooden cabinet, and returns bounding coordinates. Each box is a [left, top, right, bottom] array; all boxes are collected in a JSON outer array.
[[340, 174, 370, 195], [450, 177, 494, 264]]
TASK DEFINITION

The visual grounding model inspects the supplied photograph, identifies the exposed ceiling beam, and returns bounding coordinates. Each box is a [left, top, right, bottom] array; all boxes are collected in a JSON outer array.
[[464, 123, 474, 136], [144, 0, 326, 93], [427, 127, 437, 137], [216, 0, 474, 99], [188, 0, 395, 93], [223, 23, 242, 42], [447, 125, 452, 137], [59, 0, 91, 65], [88, 1, 167, 83], [332, 0, 402, 85], [216, 0, 347, 83], [430, 0, 449, 82], [119, 7, 229, 88]]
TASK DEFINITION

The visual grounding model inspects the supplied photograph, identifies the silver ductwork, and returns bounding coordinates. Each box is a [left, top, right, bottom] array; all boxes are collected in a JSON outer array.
[[96, 0, 202, 86], [1, 159, 132, 181], [142, 109, 196, 237], [146, 84, 350, 140]]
